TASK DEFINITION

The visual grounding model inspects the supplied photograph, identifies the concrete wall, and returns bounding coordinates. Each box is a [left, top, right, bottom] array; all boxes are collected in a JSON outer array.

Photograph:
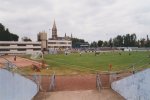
[[111, 68, 150, 100], [0, 69, 38, 100]]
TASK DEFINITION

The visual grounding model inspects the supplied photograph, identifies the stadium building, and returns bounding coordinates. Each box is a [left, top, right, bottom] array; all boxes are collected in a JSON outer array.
[[0, 41, 41, 54]]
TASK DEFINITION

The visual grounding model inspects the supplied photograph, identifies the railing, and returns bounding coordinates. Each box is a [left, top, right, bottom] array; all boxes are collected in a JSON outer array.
[[96, 73, 102, 92], [49, 73, 56, 91], [0, 56, 17, 70], [32, 74, 42, 91]]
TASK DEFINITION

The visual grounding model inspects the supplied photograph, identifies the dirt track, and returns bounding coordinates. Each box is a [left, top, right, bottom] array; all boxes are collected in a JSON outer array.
[[0, 55, 41, 67], [27, 74, 110, 92], [34, 89, 124, 100]]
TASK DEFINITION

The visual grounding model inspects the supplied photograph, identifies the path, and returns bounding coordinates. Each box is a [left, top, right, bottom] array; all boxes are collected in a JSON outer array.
[[34, 89, 124, 100]]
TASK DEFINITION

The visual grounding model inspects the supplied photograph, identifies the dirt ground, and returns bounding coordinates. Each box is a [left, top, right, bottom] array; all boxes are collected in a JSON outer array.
[[33, 89, 124, 100], [26, 74, 111, 92], [0, 55, 41, 67]]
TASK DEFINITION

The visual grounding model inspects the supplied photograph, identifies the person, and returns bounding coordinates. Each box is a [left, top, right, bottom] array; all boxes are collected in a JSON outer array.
[[80, 52, 82, 56], [95, 51, 96, 56], [109, 64, 112, 71], [14, 55, 16, 61], [119, 52, 121, 55], [65, 52, 67, 55]]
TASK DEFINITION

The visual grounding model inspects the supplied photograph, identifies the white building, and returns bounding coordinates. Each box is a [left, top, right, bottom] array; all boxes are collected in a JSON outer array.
[[0, 41, 41, 54], [48, 40, 72, 49]]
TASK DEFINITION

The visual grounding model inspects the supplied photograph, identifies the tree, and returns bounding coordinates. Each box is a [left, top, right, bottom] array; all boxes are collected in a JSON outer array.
[[145, 35, 150, 47], [108, 38, 113, 47], [93, 33, 150, 47], [97, 40, 103, 47], [124, 34, 131, 47], [112, 35, 124, 47], [21, 36, 32, 41], [136, 40, 140, 47], [0, 23, 5, 31], [71, 38, 88, 48], [130, 33, 137, 46], [0, 23, 19, 41], [140, 38, 145, 47], [103, 41, 109, 47], [90, 41, 97, 48]]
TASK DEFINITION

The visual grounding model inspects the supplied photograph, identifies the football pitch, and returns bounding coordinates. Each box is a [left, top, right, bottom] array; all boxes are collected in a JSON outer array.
[[42, 51, 150, 74]]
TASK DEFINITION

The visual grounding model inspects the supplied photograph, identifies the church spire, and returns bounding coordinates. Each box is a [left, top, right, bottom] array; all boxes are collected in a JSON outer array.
[[52, 20, 57, 39], [52, 20, 57, 30]]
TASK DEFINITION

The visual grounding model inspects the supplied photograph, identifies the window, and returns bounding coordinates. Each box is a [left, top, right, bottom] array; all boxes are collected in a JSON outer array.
[[48, 42, 56, 44], [17, 49, 26, 51], [33, 44, 41, 46], [0, 44, 10, 46], [0, 49, 10, 51], [59, 42, 67, 44], [33, 48, 41, 51], [17, 44, 26, 46]]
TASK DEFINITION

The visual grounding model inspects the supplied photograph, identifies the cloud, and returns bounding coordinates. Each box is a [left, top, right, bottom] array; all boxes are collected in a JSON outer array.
[[0, 0, 150, 42]]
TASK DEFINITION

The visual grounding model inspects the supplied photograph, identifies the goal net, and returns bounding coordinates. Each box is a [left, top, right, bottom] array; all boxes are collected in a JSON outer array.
[[30, 51, 43, 60]]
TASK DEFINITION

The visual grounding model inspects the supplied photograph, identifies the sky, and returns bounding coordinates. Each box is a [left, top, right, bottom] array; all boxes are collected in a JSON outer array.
[[0, 0, 150, 42]]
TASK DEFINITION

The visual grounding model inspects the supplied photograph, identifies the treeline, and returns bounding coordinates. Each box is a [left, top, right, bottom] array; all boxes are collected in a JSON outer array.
[[72, 33, 150, 48], [0, 23, 19, 41], [71, 38, 88, 48], [90, 33, 150, 47]]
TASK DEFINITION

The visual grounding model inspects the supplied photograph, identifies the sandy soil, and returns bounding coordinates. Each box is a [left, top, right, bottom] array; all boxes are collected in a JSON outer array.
[[33, 89, 124, 100]]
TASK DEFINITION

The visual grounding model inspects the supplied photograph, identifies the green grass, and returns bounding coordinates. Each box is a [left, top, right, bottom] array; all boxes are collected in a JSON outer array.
[[43, 51, 150, 74], [18, 51, 150, 75]]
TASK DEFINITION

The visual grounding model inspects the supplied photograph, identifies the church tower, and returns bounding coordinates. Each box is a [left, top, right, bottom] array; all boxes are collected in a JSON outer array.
[[52, 20, 57, 39]]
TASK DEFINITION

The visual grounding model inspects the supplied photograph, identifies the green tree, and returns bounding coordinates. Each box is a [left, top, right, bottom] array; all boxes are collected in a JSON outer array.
[[108, 38, 113, 47], [90, 41, 97, 48], [103, 41, 109, 47], [71, 38, 88, 48], [97, 40, 103, 47], [0, 23, 5, 31], [22, 36, 32, 41], [140, 38, 145, 47], [124, 34, 131, 47], [130, 33, 137, 46], [0, 23, 19, 41], [145, 35, 150, 47], [113, 35, 123, 47]]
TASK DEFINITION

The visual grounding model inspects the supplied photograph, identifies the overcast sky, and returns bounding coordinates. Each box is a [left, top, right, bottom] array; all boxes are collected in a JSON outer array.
[[0, 0, 150, 42]]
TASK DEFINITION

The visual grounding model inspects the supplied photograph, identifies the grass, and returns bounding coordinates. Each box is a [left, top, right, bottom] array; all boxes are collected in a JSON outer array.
[[18, 51, 150, 75], [42, 51, 150, 74]]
